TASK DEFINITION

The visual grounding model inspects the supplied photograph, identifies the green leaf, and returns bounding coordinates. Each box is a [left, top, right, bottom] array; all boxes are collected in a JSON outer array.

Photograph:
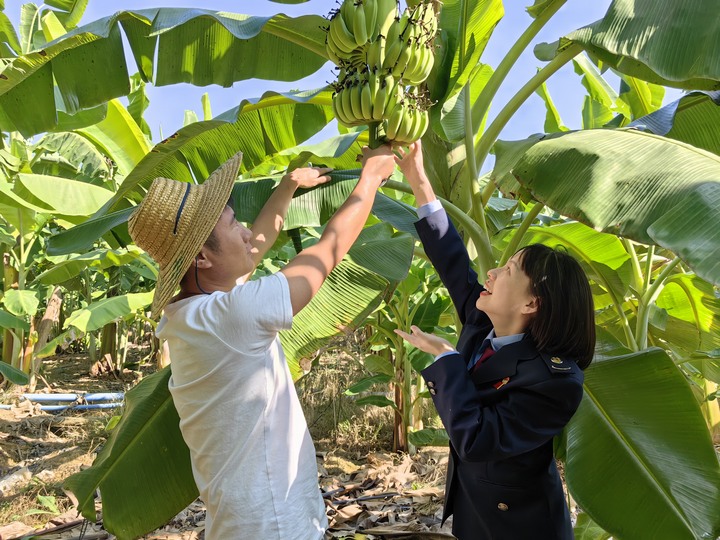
[[345, 374, 393, 395], [408, 427, 449, 447], [64, 368, 197, 539], [0, 359, 29, 385], [432, 0, 503, 138], [363, 354, 394, 377], [566, 341, 720, 539], [435, 62, 494, 142], [629, 91, 720, 157], [34, 248, 142, 285], [76, 99, 152, 177], [653, 274, 720, 356], [496, 129, 720, 285], [280, 259, 391, 379], [573, 512, 612, 540], [15, 174, 114, 216], [0, 308, 30, 332], [0, 9, 328, 136], [348, 224, 414, 283], [98, 88, 333, 217], [2, 289, 39, 318], [0, 12, 21, 55], [616, 74, 665, 119], [33, 132, 110, 180], [566, 0, 720, 89], [534, 80, 568, 133], [46, 207, 135, 256], [354, 395, 397, 409], [64, 291, 153, 332]]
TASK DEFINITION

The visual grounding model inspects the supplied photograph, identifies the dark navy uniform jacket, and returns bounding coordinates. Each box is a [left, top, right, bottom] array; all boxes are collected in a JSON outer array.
[[416, 209, 584, 540]]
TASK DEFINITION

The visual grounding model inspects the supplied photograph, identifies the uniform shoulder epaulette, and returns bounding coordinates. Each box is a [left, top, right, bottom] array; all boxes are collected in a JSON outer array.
[[540, 352, 575, 374]]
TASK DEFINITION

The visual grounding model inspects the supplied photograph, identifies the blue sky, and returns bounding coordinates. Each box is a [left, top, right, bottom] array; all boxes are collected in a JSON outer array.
[[5, 0, 682, 171]]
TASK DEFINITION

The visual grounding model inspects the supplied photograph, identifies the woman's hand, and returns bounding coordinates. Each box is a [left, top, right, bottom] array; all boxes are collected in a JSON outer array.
[[395, 325, 456, 357], [283, 166, 333, 189], [394, 141, 436, 206]]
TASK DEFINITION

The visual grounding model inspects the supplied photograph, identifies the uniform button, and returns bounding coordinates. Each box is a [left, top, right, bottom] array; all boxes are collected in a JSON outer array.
[[427, 381, 435, 389], [497, 503, 508, 511], [429, 388, 437, 396]]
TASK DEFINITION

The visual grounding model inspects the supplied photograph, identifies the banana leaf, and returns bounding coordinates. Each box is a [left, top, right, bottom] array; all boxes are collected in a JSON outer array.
[[493, 128, 720, 286], [566, 332, 720, 539], [629, 91, 720, 156], [64, 367, 196, 540], [564, 0, 720, 90], [0, 9, 328, 135], [64, 291, 154, 333]]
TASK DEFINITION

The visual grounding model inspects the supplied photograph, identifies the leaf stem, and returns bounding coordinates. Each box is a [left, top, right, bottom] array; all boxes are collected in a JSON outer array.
[[636, 256, 682, 349], [478, 43, 583, 204], [499, 202, 544, 265], [622, 238, 644, 294]]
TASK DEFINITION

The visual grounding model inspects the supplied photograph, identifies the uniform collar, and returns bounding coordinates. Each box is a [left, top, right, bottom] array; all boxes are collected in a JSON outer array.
[[470, 335, 538, 385]]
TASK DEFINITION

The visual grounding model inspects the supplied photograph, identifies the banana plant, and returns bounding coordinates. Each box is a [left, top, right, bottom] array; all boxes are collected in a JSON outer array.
[[352, 254, 454, 454]]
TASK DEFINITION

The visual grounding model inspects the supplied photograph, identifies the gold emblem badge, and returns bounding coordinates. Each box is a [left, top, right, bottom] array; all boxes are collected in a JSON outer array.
[[551, 356, 563, 364]]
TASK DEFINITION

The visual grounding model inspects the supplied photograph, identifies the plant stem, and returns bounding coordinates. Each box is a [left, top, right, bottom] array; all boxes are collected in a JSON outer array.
[[478, 42, 583, 204], [635, 256, 682, 350], [499, 202, 544, 265], [643, 245, 655, 293], [622, 238, 644, 294], [471, 0, 567, 213], [368, 122, 381, 149]]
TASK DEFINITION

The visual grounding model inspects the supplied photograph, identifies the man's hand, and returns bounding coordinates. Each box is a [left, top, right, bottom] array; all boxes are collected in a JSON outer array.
[[283, 166, 333, 189], [360, 144, 396, 184], [395, 325, 456, 357]]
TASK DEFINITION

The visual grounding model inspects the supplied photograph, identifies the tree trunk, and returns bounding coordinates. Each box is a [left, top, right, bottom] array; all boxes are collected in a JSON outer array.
[[28, 287, 63, 392], [2, 252, 18, 365]]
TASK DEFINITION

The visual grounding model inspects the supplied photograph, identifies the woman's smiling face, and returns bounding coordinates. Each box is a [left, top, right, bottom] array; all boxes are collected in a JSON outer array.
[[476, 250, 538, 335]]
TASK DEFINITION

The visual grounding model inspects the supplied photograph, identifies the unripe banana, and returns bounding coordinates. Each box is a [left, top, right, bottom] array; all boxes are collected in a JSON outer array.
[[353, 2, 368, 47], [325, 36, 342, 65], [360, 80, 373, 120], [333, 91, 352, 126], [384, 102, 405, 140], [368, 70, 379, 118], [383, 78, 404, 118], [372, 76, 388, 121], [364, 0, 377, 40], [350, 82, 364, 122], [392, 40, 412, 77], [415, 109, 429, 140], [366, 38, 382, 70], [395, 107, 417, 144], [376, 0, 399, 39], [341, 85, 356, 125], [329, 14, 356, 54], [382, 38, 403, 71]]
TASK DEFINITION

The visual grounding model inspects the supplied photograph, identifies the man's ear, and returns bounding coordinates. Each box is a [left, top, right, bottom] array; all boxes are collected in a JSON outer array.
[[194, 248, 213, 269]]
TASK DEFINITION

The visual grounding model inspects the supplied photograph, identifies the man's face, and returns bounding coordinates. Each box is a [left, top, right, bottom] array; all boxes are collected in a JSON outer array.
[[207, 205, 256, 280]]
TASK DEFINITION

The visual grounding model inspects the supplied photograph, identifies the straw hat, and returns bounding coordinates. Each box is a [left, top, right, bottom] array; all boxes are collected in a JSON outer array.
[[128, 152, 243, 318]]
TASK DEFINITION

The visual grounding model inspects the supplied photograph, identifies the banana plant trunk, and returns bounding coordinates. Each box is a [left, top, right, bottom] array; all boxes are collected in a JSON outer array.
[[29, 287, 63, 392], [2, 252, 17, 365]]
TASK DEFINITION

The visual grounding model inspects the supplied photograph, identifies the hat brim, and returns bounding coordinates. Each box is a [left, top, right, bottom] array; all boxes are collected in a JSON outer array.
[[151, 152, 242, 318]]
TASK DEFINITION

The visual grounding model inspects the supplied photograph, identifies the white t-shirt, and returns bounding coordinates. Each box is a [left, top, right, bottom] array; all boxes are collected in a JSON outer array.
[[156, 273, 327, 540]]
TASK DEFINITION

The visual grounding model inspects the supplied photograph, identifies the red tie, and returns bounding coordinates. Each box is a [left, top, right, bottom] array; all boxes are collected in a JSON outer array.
[[471, 346, 495, 373]]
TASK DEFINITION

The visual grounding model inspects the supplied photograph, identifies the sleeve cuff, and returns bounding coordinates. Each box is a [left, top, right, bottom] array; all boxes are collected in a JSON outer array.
[[433, 350, 457, 363], [416, 199, 443, 219]]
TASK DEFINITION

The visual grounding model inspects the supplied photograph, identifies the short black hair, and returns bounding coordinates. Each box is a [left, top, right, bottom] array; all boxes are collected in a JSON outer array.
[[519, 244, 595, 370], [204, 229, 220, 253]]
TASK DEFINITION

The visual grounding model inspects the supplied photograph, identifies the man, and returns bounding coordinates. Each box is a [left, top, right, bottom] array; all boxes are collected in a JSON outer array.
[[128, 146, 395, 539]]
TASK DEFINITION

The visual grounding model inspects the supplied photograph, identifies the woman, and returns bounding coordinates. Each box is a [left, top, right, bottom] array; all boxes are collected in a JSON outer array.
[[394, 141, 595, 540]]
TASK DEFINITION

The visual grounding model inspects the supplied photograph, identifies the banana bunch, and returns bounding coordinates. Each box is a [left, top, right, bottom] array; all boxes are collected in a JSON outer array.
[[326, 0, 437, 145], [332, 70, 406, 127], [325, 0, 398, 66], [383, 90, 429, 145], [382, 2, 437, 85]]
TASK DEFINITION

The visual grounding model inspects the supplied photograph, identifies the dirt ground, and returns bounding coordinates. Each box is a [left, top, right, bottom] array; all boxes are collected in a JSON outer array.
[[0, 345, 455, 540]]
